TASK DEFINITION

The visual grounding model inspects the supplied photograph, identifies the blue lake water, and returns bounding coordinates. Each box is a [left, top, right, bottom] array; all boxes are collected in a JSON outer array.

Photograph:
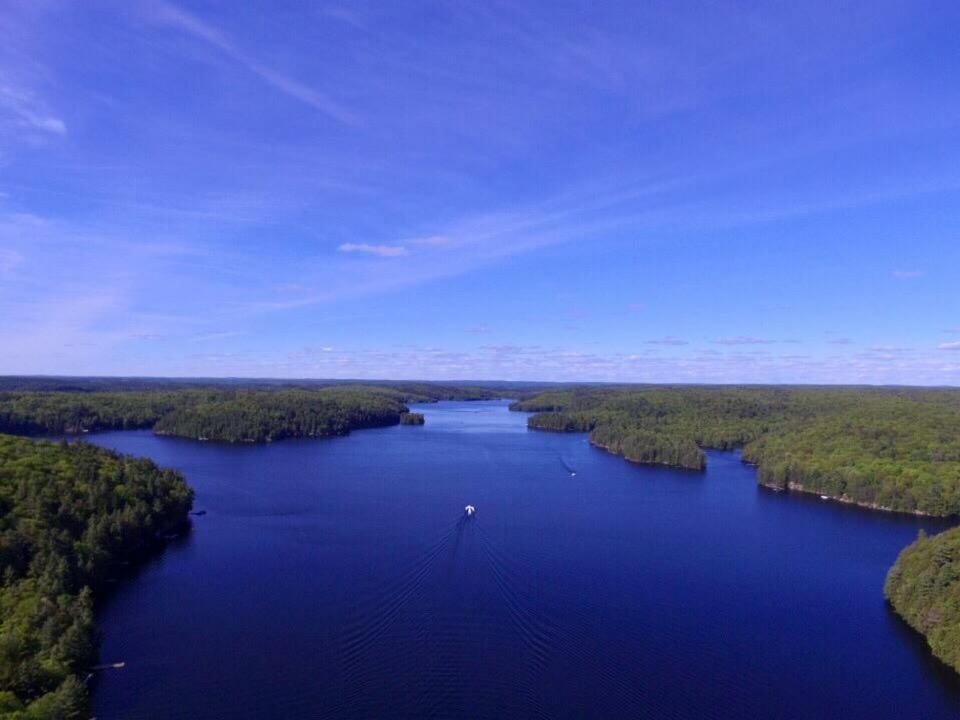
[[82, 400, 960, 719]]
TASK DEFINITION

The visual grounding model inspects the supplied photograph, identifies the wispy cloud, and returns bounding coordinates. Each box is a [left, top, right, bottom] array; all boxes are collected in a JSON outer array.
[[892, 269, 924, 279], [150, 1, 354, 125], [169, 341, 960, 385], [409, 235, 452, 247], [0, 247, 23, 273], [827, 338, 855, 345], [189, 330, 245, 342], [0, 85, 66, 135], [868, 345, 912, 353], [337, 243, 409, 257], [940, 341, 960, 351], [713, 336, 775, 346], [645, 336, 689, 346], [467, 324, 492, 335]]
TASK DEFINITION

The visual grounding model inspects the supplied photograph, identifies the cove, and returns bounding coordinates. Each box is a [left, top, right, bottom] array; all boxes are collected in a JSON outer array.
[[82, 400, 960, 719]]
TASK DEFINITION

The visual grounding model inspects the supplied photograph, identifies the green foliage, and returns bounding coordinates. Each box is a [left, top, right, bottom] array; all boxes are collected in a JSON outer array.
[[743, 398, 960, 516], [514, 386, 960, 515], [0, 385, 502, 444], [151, 388, 411, 442], [591, 424, 704, 470], [0, 435, 193, 717], [399, 412, 425, 426], [0, 391, 182, 435], [886, 527, 960, 673]]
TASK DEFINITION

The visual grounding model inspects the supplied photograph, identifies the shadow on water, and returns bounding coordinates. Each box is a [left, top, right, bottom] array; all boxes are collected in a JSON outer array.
[[886, 607, 960, 702], [755, 481, 959, 535], [94, 522, 194, 606], [87, 524, 195, 697]]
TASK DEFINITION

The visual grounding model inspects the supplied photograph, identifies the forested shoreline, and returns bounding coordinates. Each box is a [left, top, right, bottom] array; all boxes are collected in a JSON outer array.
[[0, 436, 193, 718], [512, 386, 960, 516], [886, 528, 960, 674], [0, 384, 500, 444]]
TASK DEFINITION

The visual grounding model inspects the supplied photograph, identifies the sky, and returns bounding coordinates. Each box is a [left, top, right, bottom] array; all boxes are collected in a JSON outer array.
[[1, 0, 959, 384]]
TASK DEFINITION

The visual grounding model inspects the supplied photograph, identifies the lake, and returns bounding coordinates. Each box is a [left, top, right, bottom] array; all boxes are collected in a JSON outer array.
[[83, 400, 960, 719]]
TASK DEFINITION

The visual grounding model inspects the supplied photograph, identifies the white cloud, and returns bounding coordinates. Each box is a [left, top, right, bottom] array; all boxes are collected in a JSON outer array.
[[892, 270, 924, 279], [190, 330, 244, 342], [713, 336, 774, 346], [939, 341, 960, 351], [150, 1, 354, 125], [0, 85, 66, 136], [868, 345, 912, 353], [161, 341, 960, 385], [337, 242, 408, 257], [645, 336, 689, 346]]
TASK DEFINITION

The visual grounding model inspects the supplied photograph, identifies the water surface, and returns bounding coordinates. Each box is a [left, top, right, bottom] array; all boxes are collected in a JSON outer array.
[[85, 400, 960, 718]]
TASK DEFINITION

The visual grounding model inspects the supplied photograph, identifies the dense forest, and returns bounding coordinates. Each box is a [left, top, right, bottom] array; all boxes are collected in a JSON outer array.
[[0, 435, 193, 718], [151, 388, 411, 443], [885, 528, 960, 674], [512, 386, 960, 516], [0, 376, 531, 397], [0, 384, 500, 443], [399, 412, 426, 425]]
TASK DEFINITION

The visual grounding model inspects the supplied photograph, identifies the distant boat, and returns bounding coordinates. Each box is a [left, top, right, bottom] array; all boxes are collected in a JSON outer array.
[[464, 505, 476, 516], [821, 495, 829, 500], [571, 472, 577, 477]]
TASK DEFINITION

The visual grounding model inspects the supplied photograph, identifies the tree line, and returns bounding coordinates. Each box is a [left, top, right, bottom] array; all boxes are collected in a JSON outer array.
[[512, 386, 960, 516], [0, 435, 193, 718], [885, 527, 960, 674], [0, 385, 497, 443]]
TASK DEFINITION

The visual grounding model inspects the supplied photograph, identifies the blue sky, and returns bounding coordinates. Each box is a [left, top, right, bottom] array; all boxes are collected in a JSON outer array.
[[1, 0, 959, 383]]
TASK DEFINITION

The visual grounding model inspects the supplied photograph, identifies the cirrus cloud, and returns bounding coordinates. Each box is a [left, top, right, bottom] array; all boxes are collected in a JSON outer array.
[[713, 336, 775, 346], [337, 243, 409, 257], [645, 336, 689, 346]]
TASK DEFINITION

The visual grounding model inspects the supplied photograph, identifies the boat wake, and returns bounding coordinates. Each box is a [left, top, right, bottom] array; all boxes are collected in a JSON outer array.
[[324, 510, 586, 718]]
